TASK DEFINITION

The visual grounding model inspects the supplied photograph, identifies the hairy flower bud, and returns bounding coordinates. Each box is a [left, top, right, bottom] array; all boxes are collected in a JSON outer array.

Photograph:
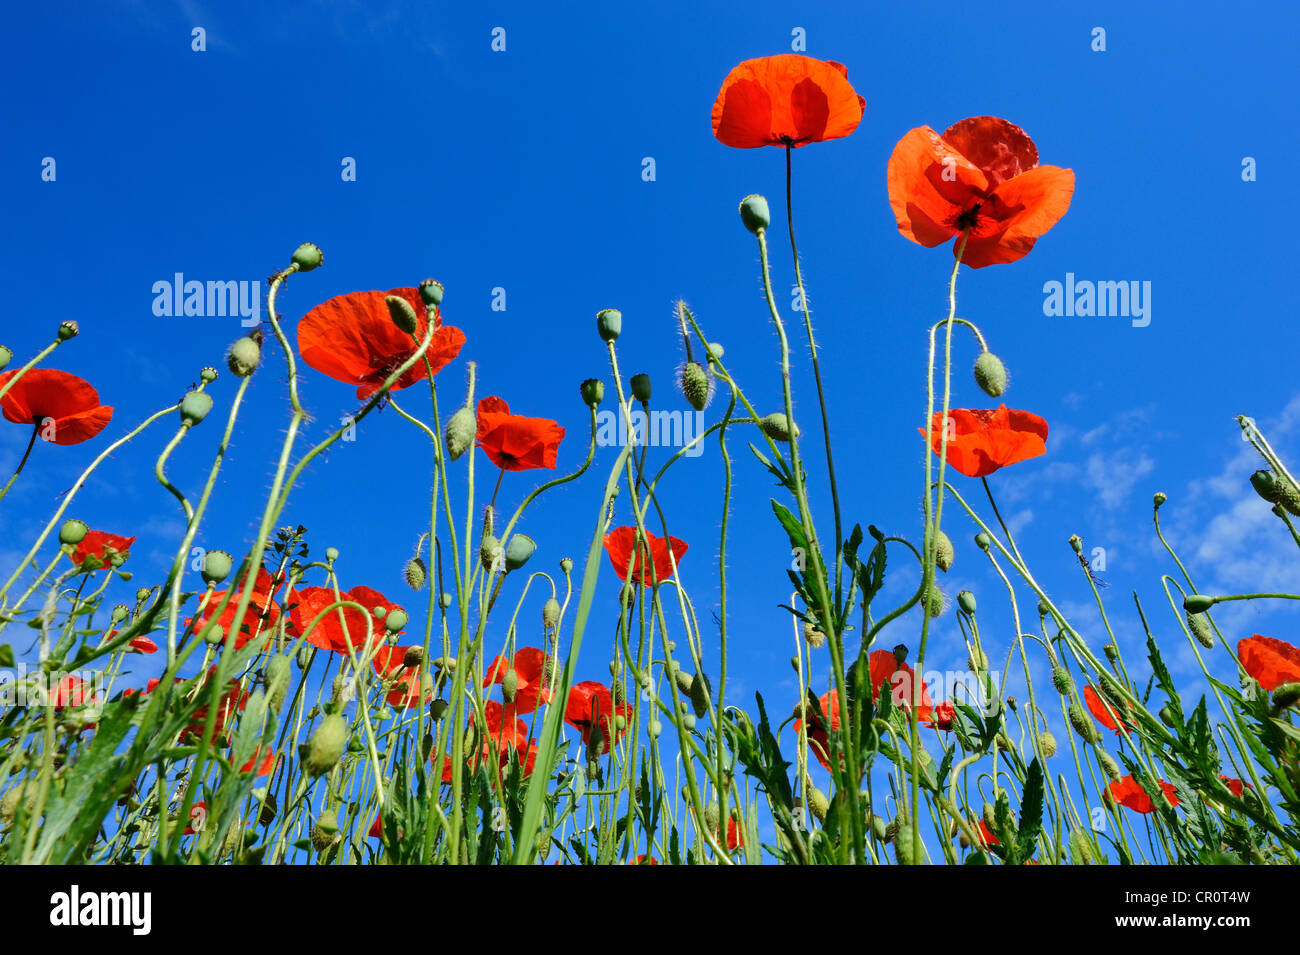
[[758, 412, 799, 442], [1187, 612, 1214, 649], [403, 556, 427, 591], [932, 529, 954, 572], [444, 406, 475, 460], [972, 351, 1007, 397], [265, 654, 291, 713], [543, 597, 561, 630], [679, 361, 712, 412], [306, 714, 347, 777], [1068, 703, 1101, 744], [802, 619, 826, 650], [1097, 750, 1122, 783], [1037, 730, 1058, 759], [227, 336, 261, 377], [385, 295, 418, 335], [1051, 665, 1073, 696]]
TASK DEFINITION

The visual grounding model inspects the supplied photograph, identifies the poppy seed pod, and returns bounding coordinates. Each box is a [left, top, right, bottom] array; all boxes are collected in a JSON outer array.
[[429, 698, 448, 721], [439, 592, 452, 610], [59, 320, 79, 341], [180, 391, 213, 426], [1037, 730, 1058, 758], [543, 596, 561, 630], [1051, 666, 1073, 695], [135, 587, 151, 601], [758, 412, 799, 442], [1037, 598, 1051, 617], [1187, 612, 1214, 649], [596, 308, 622, 343], [445, 406, 475, 460], [629, 373, 652, 403], [59, 519, 89, 546], [679, 361, 712, 412], [1183, 594, 1215, 614], [385, 295, 419, 335], [974, 532, 990, 551], [972, 351, 1007, 397], [384, 609, 408, 633], [325, 547, 339, 562], [0, 345, 11, 371], [306, 713, 348, 777], [402, 646, 423, 669], [111, 603, 129, 623], [739, 194, 771, 234], [957, 590, 976, 615], [505, 534, 536, 571], [560, 557, 573, 574], [200, 366, 218, 383], [1153, 491, 1167, 508], [1068, 703, 1101, 744], [1068, 534, 1083, 554], [201, 550, 233, 585], [291, 243, 323, 272], [418, 279, 444, 308], [932, 529, 954, 572], [403, 556, 427, 591], [893, 824, 918, 865], [1273, 682, 1300, 709], [580, 378, 604, 408], [311, 813, 339, 852], [227, 336, 261, 377], [648, 718, 662, 738], [1250, 469, 1280, 503]]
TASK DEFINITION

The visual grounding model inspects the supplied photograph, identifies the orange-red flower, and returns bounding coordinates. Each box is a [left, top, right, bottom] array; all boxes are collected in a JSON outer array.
[[297, 288, 466, 400], [371, 645, 433, 708], [1108, 775, 1179, 814], [188, 567, 284, 650], [711, 54, 865, 149], [368, 814, 384, 839], [439, 701, 538, 784], [0, 369, 113, 445], [602, 526, 688, 585], [126, 669, 249, 744], [238, 746, 277, 776], [793, 689, 841, 771], [475, 396, 564, 471], [564, 681, 631, 755], [184, 801, 207, 835], [1084, 685, 1132, 735], [70, 530, 136, 573], [49, 674, 98, 710], [1219, 776, 1245, 799], [925, 405, 1048, 478], [1237, 635, 1300, 691], [887, 116, 1074, 268], [289, 584, 403, 655], [483, 647, 553, 716]]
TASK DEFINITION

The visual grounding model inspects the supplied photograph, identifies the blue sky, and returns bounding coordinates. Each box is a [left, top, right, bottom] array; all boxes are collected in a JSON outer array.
[[2, 0, 1298, 850]]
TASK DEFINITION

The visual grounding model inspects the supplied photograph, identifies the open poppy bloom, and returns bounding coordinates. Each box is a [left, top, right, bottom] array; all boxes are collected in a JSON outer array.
[[629, 855, 659, 865], [106, 629, 158, 655], [0, 369, 113, 445], [69, 530, 136, 573], [483, 647, 553, 716], [188, 567, 284, 650], [887, 116, 1074, 268], [297, 288, 466, 400], [793, 689, 840, 772], [475, 396, 564, 471], [127, 668, 249, 744], [564, 681, 632, 755], [976, 818, 1000, 847], [49, 674, 98, 711], [440, 701, 538, 784], [1084, 685, 1132, 735], [602, 526, 688, 585], [1108, 775, 1179, 814], [289, 584, 402, 656], [866, 649, 950, 729], [925, 406, 1048, 478], [371, 645, 433, 708], [1236, 635, 1300, 691], [712, 54, 865, 149]]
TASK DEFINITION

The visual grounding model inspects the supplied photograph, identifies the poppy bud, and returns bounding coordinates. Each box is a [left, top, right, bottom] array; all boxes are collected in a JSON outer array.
[[311, 812, 340, 852], [385, 609, 408, 633], [974, 532, 991, 551], [1069, 828, 1094, 865], [1158, 704, 1177, 727], [501, 668, 519, 703], [672, 664, 693, 696], [306, 713, 347, 777], [265, 654, 291, 712], [681, 713, 696, 731], [1153, 491, 1167, 508], [882, 818, 900, 844], [0, 345, 11, 371], [200, 366, 218, 383], [1037, 730, 1058, 758], [59, 519, 88, 546], [739, 194, 770, 234], [404, 556, 427, 591], [227, 336, 261, 377], [630, 373, 652, 403], [893, 824, 918, 865], [689, 671, 711, 718], [180, 391, 214, 426], [1051, 666, 1073, 695], [59, 321, 79, 341], [703, 800, 720, 834], [1068, 535, 1083, 554], [445, 406, 475, 460], [297, 646, 314, 670], [758, 412, 799, 442], [1037, 598, 1050, 617], [1097, 750, 1121, 783], [1068, 703, 1101, 744], [967, 645, 988, 672], [648, 719, 662, 739], [384, 295, 418, 335], [257, 790, 278, 826], [439, 592, 452, 611], [201, 550, 233, 585], [1183, 594, 1215, 614], [1103, 644, 1119, 664], [479, 535, 502, 572], [932, 529, 954, 572], [111, 603, 129, 623], [580, 378, 604, 408], [923, 584, 946, 617], [596, 308, 622, 343], [543, 597, 561, 630], [1187, 612, 1214, 649], [291, 243, 323, 272], [371, 605, 387, 621], [202, 622, 225, 645], [429, 698, 448, 721], [808, 787, 829, 822], [136, 587, 151, 602], [1098, 672, 1126, 709], [972, 351, 1007, 398], [1275, 477, 1300, 516], [679, 361, 712, 412], [1272, 682, 1300, 709], [957, 590, 976, 615], [418, 279, 444, 308], [706, 342, 725, 363], [803, 620, 825, 650], [560, 557, 573, 575], [505, 534, 536, 571], [1250, 469, 1280, 503]]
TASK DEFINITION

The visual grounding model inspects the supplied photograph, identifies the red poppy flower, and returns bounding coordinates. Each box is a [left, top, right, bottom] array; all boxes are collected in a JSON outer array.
[[188, 567, 284, 650], [439, 701, 538, 784], [924, 406, 1049, 478], [475, 396, 565, 471], [70, 530, 136, 573], [887, 116, 1074, 268], [371, 645, 433, 708], [1236, 635, 1300, 691], [49, 674, 98, 710], [792, 689, 841, 771], [564, 681, 632, 755], [297, 288, 466, 400], [602, 526, 688, 585], [0, 369, 113, 445], [976, 818, 1000, 847], [368, 814, 384, 839], [289, 584, 402, 655], [725, 816, 744, 851], [1084, 685, 1132, 735], [629, 855, 659, 865], [184, 801, 207, 835], [1219, 776, 1245, 799], [126, 668, 248, 744], [128, 635, 158, 654], [238, 746, 277, 776], [711, 54, 865, 149], [483, 647, 553, 716], [1108, 775, 1179, 814]]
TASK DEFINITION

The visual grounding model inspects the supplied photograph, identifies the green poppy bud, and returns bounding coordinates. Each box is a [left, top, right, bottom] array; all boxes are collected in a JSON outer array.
[[439, 592, 452, 610], [1187, 612, 1214, 649], [673, 665, 694, 696], [429, 698, 448, 721], [972, 351, 1007, 397], [59, 320, 79, 341], [325, 547, 339, 562], [689, 671, 711, 718], [297, 646, 314, 670], [385, 609, 408, 633], [1069, 828, 1094, 865], [385, 295, 419, 335], [505, 534, 536, 571], [445, 406, 475, 460], [932, 529, 954, 572], [648, 719, 662, 739], [502, 668, 518, 703], [291, 243, 323, 271], [479, 535, 502, 572], [1068, 703, 1101, 744], [404, 556, 427, 591], [679, 361, 712, 412], [201, 550, 233, 585], [539, 599, 560, 633], [306, 714, 348, 777], [923, 584, 946, 617], [967, 645, 988, 671], [1250, 469, 1280, 503], [957, 590, 976, 615], [418, 279, 444, 307], [893, 824, 919, 865], [1097, 750, 1121, 783], [1037, 730, 1058, 758], [974, 532, 991, 551], [807, 787, 829, 822], [596, 308, 622, 343], [580, 378, 604, 408], [758, 412, 799, 442], [1183, 594, 1215, 614], [739, 194, 770, 234], [1037, 598, 1051, 617], [227, 336, 261, 377], [0, 345, 11, 371], [1272, 682, 1300, 709], [1051, 666, 1073, 695], [681, 713, 696, 731], [265, 655, 291, 713], [1275, 477, 1300, 516], [630, 373, 652, 403], [59, 519, 88, 546], [1158, 704, 1177, 727], [180, 391, 213, 426]]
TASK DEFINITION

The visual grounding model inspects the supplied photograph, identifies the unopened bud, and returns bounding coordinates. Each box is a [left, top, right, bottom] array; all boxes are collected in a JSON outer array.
[[385, 295, 419, 334], [932, 529, 954, 572], [306, 714, 347, 777], [630, 373, 652, 403], [542, 597, 561, 630], [227, 337, 261, 377], [404, 556, 427, 591], [1037, 730, 1058, 758], [1068, 703, 1101, 744], [758, 412, 799, 442], [972, 351, 1007, 397], [445, 406, 475, 460], [738, 194, 770, 234], [679, 361, 712, 412], [1183, 594, 1215, 614], [1187, 612, 1214, 649]]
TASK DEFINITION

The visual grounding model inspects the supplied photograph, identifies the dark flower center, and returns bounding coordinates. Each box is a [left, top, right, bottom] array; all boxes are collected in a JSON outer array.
[[954, 202, 982, 231]]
